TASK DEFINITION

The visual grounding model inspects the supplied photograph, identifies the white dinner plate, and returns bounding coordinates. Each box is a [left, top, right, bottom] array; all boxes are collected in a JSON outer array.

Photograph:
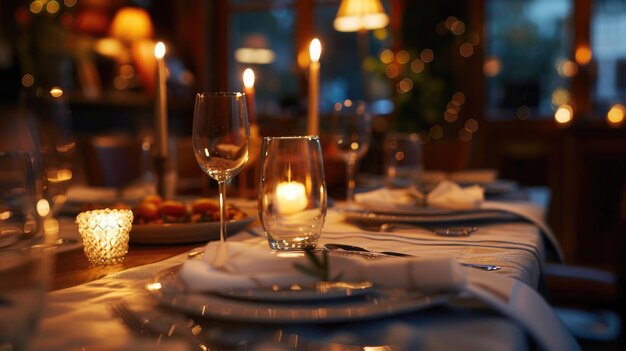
[[146, 265, 452, 323], [130, 217, 256, 244], [214, 280, 375, 302]]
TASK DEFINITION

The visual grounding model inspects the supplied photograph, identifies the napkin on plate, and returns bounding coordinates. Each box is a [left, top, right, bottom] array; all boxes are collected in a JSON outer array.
[[427, 180, 484, 210], [354, 180, 484, 211], [179, 241, 466, 293]]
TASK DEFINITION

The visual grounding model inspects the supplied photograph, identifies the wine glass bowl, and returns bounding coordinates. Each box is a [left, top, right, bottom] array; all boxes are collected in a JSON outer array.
[[192, 92, 250, 242], [29, 87, 76, 216], [331, 100, 372, 203]]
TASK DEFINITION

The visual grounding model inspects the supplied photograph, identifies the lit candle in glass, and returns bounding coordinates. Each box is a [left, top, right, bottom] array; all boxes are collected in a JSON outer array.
[[154, 41, 168, 158], [307, 38, 321, 136], [243, 68, 256, 123], [276, 181, 308, 215], [76, 209, 133, 266]]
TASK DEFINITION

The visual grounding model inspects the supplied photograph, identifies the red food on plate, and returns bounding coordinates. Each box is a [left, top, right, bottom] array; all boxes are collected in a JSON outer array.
[[191, 198, 220, 214], [134, 201, 159, 219], [158, 200, 187, 217]]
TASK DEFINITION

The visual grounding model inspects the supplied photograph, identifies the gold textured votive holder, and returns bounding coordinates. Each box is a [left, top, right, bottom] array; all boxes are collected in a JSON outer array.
[[76, 209, 133, 266]]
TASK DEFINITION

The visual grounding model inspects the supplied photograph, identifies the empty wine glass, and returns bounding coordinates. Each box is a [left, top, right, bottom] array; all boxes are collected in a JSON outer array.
[[23, 87, 76, 216], [331, 100, 372, 203], [192, 92, 250, 242]]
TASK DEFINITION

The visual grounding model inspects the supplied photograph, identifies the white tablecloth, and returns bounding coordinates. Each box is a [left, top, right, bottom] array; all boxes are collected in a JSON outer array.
[[29, 200, 577, 351]]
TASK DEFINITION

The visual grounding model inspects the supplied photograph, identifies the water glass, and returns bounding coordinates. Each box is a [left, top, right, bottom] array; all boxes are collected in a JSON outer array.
[[258, 136, 327, 251], [0, 152, 54, 351], [384, 133, 423, 189]]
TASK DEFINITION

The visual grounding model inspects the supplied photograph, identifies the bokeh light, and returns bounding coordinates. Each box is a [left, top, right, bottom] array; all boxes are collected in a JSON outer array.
[[410, 59, 424, 73], [607, 104, 625, 127], [554, 105, 573, 125]]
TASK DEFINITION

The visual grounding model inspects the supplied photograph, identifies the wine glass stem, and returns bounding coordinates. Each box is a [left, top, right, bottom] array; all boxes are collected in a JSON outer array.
[[346, 155, 358, 203], [218, 180, 227, 242]]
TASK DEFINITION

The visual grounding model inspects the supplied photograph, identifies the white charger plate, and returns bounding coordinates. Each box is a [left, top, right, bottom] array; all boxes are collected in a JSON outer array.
[[130, 217, 255, 244], [146, 265, 452, 323]]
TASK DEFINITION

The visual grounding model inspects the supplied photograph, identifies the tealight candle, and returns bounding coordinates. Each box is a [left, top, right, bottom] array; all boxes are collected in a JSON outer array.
[[275, 181, 308, 215], [76, 209, 133, 266]]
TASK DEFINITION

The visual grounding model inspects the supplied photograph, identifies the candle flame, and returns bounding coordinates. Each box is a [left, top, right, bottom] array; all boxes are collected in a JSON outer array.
[[243, 68, 255, 88], [309, 38, 321, 62], [154, 42, 166, 59]]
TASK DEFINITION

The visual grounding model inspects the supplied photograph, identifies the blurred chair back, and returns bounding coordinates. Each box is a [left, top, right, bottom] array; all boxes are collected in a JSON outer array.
[[175, 137, 210, 195], [423, 139, 473, 172], [81, 135, 144, 188]]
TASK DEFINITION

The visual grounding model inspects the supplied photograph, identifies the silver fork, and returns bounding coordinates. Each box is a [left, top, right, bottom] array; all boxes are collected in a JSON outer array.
[[109, 300, 212, 350]]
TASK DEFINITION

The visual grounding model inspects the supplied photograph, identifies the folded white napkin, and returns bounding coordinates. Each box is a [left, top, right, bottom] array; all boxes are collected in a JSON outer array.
[[179, 242, 466, 293], [427, 180, 484, 210], [354, 180, 484, 211]]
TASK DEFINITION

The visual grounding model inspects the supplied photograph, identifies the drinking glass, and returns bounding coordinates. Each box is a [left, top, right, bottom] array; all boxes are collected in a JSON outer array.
[[258, 136, 327, 250], [0, 152, 55, 351], [27, 87, 76, 216], [384, 133, 423, 189], [332, 100, 372, 203], [193, 92, 250, 242]]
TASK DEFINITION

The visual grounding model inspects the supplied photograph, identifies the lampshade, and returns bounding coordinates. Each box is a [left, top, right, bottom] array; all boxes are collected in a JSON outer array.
[[333, 0, 390, 32], [110, 7, 154, 42]]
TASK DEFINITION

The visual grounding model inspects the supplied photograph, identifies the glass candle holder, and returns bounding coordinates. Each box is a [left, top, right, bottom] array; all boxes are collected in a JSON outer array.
[[76, 209, 133, 266], [259, 136, 327, 251]]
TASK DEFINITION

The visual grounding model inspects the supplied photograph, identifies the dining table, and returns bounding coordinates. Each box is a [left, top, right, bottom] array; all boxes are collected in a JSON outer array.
[[27, 185, 580, 351]]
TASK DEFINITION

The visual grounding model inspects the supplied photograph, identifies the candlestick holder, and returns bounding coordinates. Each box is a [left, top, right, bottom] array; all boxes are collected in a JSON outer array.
[[76, 209, 133, 266], [153, 154, 177, 199], [258, 136, 327, 250]]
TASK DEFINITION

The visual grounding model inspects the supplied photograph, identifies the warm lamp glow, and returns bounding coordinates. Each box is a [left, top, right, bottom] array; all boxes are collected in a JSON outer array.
[[94, 38, 124, 58], [110, 7, 154, 42], [235, 48, 276, 64], [243, 68, 255, 89], [333, 0, 390, 32], [309, 38, 321, 62], [235, 34, 276, 64]]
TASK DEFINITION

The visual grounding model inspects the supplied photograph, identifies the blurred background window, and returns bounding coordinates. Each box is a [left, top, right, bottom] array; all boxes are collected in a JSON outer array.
[[591, 0, 626, 117], [228, 0, 298, 119], [314, 1, 392, 115], [484, 0, 573, 121], [227, 0, 392, 119]]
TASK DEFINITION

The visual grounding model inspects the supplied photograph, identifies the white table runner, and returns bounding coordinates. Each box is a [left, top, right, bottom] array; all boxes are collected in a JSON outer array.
[[30, 205, 577, 350]]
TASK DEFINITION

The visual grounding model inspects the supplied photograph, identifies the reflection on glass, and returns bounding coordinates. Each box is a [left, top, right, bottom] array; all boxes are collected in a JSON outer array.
[[485, 0, 573, 120]]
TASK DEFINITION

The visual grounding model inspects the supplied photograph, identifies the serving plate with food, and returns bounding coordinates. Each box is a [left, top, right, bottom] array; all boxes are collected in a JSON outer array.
[[129, 196, 255, 244]]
